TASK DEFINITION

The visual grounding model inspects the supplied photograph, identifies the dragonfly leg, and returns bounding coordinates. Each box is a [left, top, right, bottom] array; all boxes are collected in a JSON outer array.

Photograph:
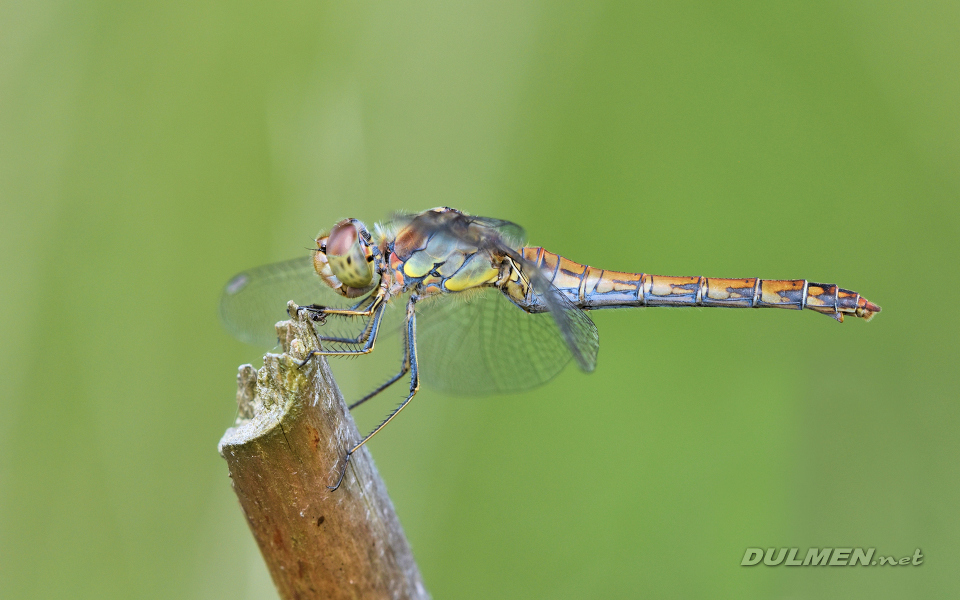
[[329, 295, 421, 491], [298, 293, 384, 344], [315, 308, 382, 345], [349, 339, 411, 410], [348, 294, 377, 311], [327, 450, 352, 492], [301, 293, 372, 314], [296, 292, 381, 327], [301, 304, 382, 318], [297, 296, 387, 366]]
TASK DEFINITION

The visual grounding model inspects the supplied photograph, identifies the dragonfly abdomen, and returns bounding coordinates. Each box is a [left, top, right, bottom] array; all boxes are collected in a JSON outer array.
[[522, 247, 880, 322]]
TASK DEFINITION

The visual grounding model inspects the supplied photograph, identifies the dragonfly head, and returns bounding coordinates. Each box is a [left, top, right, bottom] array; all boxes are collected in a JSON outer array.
[[313, 218, 379, 297]]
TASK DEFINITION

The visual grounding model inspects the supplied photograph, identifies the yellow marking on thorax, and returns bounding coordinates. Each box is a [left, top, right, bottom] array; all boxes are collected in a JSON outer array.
[[444, 252, 499, 292]]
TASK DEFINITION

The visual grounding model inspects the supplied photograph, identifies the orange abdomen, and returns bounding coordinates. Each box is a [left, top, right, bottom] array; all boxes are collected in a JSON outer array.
[[522, 247, 880, 322]]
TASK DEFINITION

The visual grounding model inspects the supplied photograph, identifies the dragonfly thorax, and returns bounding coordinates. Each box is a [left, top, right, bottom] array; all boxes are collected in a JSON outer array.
[[313, 218, 380, 298]]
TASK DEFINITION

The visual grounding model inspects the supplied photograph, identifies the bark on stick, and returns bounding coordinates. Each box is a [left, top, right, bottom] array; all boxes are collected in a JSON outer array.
[[219, 302, 428, 600]]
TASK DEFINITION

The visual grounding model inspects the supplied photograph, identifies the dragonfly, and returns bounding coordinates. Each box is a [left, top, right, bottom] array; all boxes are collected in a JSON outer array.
[[220, 207, 880, 490]]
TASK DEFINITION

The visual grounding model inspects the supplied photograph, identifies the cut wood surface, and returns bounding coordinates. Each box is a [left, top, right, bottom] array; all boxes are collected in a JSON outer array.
[[219, 303, 429, 600]]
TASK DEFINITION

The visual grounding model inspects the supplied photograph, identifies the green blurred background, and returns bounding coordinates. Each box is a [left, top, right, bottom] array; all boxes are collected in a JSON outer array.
[[2, 1, 957, 598]]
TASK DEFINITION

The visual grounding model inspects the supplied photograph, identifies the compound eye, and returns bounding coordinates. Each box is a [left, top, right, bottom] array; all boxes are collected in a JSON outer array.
[[315, 235, 329, 254], [325, 219, 374, 288], [327, 222, 358, 256]]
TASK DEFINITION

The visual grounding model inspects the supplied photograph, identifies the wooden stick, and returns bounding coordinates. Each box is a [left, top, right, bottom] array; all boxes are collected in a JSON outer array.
[[219, 302, 429, 600]]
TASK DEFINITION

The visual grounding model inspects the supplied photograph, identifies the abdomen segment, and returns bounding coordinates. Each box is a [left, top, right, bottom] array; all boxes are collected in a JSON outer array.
[[521, 247, 881, 322]]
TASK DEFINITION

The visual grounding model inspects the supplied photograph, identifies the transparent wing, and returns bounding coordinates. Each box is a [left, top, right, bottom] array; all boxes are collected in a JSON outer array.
[[387, 208, 596, 381], [516, 254, 599, 373], [220, 256, 355, 347], [469, 216, 526, 246], [415, 288, 592, 395], [387, 210, 526, 247]]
